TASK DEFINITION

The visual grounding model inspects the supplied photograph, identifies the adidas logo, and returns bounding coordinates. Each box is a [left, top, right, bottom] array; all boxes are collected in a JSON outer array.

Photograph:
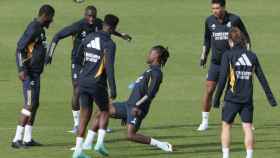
[[211, 24, 216, 30], [86, 37, 101, 50], [235, 54, 252, 66], [227, 22, 232, 28]]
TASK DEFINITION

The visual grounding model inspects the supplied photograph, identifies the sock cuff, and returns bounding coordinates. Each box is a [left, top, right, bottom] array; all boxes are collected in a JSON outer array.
[[88, 130, 97, 135], [17, 125, 24, 130], [72, 110, 80, 114], [247, 149, 253, 153], [98, 129, 106, 134], [202, 112, 209, 115], [222, 147, 230, 153], [25, 125, 32, 129], [150, 138, 160, 146]]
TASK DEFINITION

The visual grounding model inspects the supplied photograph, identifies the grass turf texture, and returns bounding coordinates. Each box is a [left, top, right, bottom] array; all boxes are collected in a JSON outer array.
[[0, 0, 279, 157]]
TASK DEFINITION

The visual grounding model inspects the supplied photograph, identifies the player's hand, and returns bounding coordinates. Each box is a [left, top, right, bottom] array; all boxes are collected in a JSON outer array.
[[213, 99, 220, 109], [121, 33, 132, 42], [110, 92, 117, 100], [45, 56, 52, 65], [132, 107, 141, 117], [200, 58, 207, 69], [18, 71, 27, 81]]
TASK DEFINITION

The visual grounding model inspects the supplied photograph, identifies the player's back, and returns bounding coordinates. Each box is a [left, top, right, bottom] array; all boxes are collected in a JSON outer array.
[[224, 45, 258, 104], [79, 31, 115, 89]]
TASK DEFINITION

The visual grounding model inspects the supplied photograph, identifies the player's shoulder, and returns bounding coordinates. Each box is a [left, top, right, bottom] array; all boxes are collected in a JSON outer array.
[[150, 65, 163, 76], [227, 12, 241, 21], [205, 15, 215, 23], [73, 18, 85, 26], [27, 19, 41, 29], [95, 18, 103, 24], [246, 50, 258, 60], [25, 19, 42, 34]]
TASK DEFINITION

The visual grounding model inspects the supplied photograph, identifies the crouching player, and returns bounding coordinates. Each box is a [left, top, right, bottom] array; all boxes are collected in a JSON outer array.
[[82, 45, 173, 152], [213, 27, 277, 158]]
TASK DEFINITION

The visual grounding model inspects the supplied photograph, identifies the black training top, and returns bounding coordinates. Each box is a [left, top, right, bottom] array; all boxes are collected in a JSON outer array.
[[75, 31, 117, 98], [16, 19, 47, 74], [127, 65, 163, 114], [213, 45, 277, 107], [51, 18, 103, 62], [203, 12, 250, 65]]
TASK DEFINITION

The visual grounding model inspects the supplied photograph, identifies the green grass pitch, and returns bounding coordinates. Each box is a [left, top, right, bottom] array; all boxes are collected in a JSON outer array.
[[0, 0, 279, 157]]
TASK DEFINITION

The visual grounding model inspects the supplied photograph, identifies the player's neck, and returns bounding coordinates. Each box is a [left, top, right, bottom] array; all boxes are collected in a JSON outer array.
[[102, 28, 111, 34], [217, 11, 226, 23], [36, 17, 44, 26], [150, 62, 160, 67]]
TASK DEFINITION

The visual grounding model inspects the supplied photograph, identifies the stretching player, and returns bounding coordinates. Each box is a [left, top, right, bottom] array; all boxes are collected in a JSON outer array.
[[213, 27, 277, 158], [198, 0, 251, 131], [45, 6, 131, 133], [72, 14, 119, 158], [12, 5, 55, 148], [82, 45, 173, 152]]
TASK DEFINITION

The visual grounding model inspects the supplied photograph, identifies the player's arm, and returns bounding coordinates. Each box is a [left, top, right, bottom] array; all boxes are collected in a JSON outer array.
[[254, 56, 277, 107], [16, 25, 38, 80], [45, 22, 81, 65], [236, 17, 251, 50], [112, 30, 132, 42], [213, 54, 230, 108], [104, 42, 117, 100], [135, 70, 163, 107], [200, 19, 211, 68]]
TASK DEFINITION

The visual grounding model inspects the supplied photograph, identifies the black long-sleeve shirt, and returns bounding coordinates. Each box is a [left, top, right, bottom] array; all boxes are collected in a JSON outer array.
[[203, 12, 250, 65], [213, 45, 277, 107], [51, 18, 103, 62], [75, 31, 117, 98], [127, 65, 163, 114], [16, 19, 47, 74]]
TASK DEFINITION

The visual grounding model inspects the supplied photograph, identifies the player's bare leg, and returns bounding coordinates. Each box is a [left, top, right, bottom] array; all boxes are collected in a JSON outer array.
[[94, 105, 110, 156], [72, 105, 92, 158], [221, 122, 232, 158], [11, 108, 30, 148], [242, 123, 254, 158], [70, 81, 80, 134], [198, 80, 216, 131], [22, 102, 42, 147], [82, 102, 115, 150], [126, 124, 172, 152]]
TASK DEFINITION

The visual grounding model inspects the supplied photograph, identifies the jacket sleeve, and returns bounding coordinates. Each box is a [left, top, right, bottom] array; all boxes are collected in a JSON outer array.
[[213, 53, 230, 108], [47, 22, 81, 59], [104, 42, 117, 99], [254, 56, 277, 107], [52, 22, 81, 44], [201, 19, 211, 59]]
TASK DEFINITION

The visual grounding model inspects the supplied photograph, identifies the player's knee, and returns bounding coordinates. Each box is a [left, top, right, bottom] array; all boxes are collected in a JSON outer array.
[[206, 87, 215, 96], [242, 123, 253, 131], [222, 122, 232, 129], [21, 108, 31, 117]]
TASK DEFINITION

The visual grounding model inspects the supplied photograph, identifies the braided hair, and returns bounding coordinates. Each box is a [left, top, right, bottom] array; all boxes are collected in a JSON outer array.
[[152, 45, 170, 67]]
